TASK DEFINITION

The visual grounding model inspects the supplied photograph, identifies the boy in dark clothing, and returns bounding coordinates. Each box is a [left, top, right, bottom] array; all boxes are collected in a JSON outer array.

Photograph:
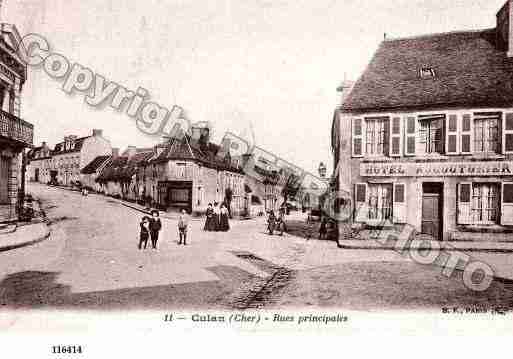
[[138, 216, 150, 249], [149, 210, 162, 249]]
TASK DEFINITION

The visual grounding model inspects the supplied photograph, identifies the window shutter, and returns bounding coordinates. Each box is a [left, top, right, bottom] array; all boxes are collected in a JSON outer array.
[[404, 116, 416, 156], [352, 118, 364, 157], [460, 114, 472, 154], [393, 183, 407, 223], [446, 114, 459, 154], [457, 183, 472, 225], [503, 113, 513, 154], [389, 117, 402, 157], [383, 118, 390, 156], [354, 183, 368, 223], [501, 182, 513, 226]]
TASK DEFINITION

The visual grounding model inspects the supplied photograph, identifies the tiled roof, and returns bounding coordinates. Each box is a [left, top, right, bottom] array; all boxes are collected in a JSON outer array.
[[342, 29, 513, 112], [27, 145, 51, 161], [81, 155, 111, 175], [96, 150, 154, 182], [151, 136, 242, 173], [52, 136, 90, 155], [120, 147, 154, 156]]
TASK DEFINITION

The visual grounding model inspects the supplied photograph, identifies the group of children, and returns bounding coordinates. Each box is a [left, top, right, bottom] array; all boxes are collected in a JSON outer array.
[[138, 209, 190, 249]]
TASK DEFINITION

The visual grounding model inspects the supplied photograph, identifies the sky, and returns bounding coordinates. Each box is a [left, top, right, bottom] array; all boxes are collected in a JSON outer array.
[[3, 0, 508, 174]]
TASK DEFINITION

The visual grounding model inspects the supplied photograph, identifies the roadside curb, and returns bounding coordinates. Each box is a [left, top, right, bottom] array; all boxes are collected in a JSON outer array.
[[337, 240, 513, 253], [0, 223, 51, 253]]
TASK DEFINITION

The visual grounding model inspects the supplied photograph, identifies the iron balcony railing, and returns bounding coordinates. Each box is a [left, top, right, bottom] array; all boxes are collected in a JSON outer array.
[[0, 110, 33, 147]]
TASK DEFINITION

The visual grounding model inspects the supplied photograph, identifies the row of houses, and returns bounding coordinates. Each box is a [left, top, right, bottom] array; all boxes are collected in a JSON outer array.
[[28, 126, 293, 217], [331, 0, 513, 241]]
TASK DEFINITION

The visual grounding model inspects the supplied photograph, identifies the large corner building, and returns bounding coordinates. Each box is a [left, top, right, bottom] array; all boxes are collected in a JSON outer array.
[[0, 24, 33, 223], [334, 1, 513, 241]]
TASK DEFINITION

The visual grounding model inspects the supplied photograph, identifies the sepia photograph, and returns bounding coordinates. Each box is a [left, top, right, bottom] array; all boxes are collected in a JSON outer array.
[[1, 0, 513, 355]]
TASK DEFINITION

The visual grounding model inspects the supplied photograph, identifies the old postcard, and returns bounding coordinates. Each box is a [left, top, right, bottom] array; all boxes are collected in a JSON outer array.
[[1, 0, 513, 356]]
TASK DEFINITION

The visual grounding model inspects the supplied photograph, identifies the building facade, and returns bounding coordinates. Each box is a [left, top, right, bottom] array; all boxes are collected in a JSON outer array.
[[140, 132, 245, 216], [80, 153, 113, 192], [335, 0, 513, 241], [0, 24, 33, 223], [27, 141, 52, 184], [96, 146, 153, 200], [50, 129, 111, 186]]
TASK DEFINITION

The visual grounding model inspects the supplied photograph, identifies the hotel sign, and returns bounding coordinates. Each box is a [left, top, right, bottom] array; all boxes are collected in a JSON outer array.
[[360, 161, 513, 177]]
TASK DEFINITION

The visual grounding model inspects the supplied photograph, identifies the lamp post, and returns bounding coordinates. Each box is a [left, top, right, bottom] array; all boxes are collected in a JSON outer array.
[[318, 162, 327, 178]]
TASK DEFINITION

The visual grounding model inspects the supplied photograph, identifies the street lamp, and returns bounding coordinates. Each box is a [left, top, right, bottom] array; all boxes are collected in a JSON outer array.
[[318, 162, 327, 178]]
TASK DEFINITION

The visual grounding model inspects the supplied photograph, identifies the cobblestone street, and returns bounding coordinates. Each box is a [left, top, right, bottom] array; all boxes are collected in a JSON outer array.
[[1, 183, 513, 311]]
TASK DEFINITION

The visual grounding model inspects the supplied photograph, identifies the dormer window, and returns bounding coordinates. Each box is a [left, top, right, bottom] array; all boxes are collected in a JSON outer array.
[[420, 67, 436, 79]]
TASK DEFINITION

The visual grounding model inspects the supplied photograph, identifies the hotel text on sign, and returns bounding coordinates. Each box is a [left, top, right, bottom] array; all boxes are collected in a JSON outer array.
[[360, 161, 513, 177]]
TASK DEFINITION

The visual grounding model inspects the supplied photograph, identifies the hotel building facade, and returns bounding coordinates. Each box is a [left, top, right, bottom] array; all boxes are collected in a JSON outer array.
[[334, 1, 513, 241]]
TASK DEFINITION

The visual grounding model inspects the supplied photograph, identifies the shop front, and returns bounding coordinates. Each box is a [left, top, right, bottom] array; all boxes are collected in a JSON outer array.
[[355, 161, 513, 240], [157, 181, 193, 213]]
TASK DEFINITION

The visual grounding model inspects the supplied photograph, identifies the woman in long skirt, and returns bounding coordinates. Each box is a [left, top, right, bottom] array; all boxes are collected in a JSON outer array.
[[204, 203, 216, 231], [213, 202, 220, 231], [219, 204, 230, 232]]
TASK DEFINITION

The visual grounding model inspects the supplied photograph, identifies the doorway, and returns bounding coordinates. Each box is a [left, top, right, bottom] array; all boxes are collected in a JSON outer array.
[[0, 156, 9, 204], [421, 182, 443, 240]]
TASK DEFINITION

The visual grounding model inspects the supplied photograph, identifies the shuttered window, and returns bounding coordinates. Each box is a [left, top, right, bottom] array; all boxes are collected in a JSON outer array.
[[405, 116, 416, 156], [471, 183, 499, 224], [501, 183, 513, 226], [503, 113, 513, 154], [457, 183, 472, 225], [367, 184, 393, 221], [461, 114, 472, 154], [474, 113, 500, 154], [446, 114, 458, 154], [418, 114, 445, 154], [390, 117, 402, 157], [354, 183, 368, 222], [352, 118, 364, 157], [365, 117, 389, 156], [393, 183, 407, 223]]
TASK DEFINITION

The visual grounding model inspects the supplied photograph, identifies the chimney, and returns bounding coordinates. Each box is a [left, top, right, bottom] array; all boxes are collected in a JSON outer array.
[[125, 145, 137, 160], [92, 129, 103, 137], [497, 0, 513, 57], [112, 147, 119, 158]]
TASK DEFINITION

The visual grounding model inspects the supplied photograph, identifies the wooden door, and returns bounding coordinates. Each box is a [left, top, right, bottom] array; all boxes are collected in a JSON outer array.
[[0, 156, 9, 204], [421, 194, 440, 240]]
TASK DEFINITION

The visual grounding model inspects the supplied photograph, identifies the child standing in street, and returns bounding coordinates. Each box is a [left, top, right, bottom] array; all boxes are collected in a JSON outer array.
[[138, 216, 150, 250], [178, 209, 189, 245], [149, 210, 162, 249]]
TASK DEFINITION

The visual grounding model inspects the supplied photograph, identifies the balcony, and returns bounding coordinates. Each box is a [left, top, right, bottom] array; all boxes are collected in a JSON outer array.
[[0, 110, 33, 147]]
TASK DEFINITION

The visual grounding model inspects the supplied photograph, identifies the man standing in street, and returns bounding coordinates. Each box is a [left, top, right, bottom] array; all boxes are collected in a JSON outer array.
[[178, 209, 189, 245], [149, 210, 162, 249]]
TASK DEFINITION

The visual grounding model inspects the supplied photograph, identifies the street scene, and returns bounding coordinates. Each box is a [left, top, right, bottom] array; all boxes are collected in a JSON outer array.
[[2, 0, 513, 316], [1, 182, 513, 311]]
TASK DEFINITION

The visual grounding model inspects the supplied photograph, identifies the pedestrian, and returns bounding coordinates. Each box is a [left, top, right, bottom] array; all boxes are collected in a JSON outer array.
[[149, 210, 162, 249], [219, 203, 230, 232], [178, 209, 189, 245], [213, 202, 220, 231], [319, 217, 328, 240], [204, 203, 215, 231], [138, 216, 150, 250]]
